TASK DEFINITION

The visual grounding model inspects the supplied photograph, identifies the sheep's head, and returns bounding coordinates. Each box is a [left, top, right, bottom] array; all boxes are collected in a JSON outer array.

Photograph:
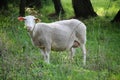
[[18, 15, 40, 31]]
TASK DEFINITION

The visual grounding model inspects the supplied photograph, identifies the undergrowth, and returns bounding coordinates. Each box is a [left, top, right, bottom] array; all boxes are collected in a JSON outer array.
[[0, 0, 120, 80]]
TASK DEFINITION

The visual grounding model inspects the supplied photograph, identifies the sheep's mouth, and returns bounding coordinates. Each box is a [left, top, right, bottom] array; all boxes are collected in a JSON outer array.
[[26, 27, 31, 31], [25, 26, 33, 32]]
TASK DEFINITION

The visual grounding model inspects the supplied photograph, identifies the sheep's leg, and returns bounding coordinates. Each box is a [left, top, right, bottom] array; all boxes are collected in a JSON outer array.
[[80, 44, 86, 65], [40, 49, 50, 64], [44, 51, 50, 63], [69, 48, 76, 60]]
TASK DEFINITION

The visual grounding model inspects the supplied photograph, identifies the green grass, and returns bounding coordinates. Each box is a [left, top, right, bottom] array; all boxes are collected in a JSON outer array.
[[0, 0, 120, 80]]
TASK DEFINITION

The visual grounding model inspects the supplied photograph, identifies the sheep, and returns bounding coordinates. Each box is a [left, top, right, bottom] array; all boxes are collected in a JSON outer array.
[[18, 15, 87, 65]]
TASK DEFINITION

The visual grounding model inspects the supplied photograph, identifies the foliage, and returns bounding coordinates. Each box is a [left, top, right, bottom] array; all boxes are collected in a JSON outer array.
[[0, 0, 120, 80]]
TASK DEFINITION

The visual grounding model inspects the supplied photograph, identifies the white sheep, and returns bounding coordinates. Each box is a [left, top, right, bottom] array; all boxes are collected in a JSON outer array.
[[18, 15, 87, 65]]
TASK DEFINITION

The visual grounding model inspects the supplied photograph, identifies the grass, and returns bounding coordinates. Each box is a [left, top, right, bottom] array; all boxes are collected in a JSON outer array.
[[0, 0, 120, 80]]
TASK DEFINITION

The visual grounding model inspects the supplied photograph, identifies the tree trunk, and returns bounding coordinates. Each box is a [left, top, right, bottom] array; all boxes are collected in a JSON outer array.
[[19, 0, 26, 16], [26, 0, 41, 8], [111, 10, 120, 22], [72, 0, 97, 18], [52, 0, 65, 15], [0, 0, 8, 10]]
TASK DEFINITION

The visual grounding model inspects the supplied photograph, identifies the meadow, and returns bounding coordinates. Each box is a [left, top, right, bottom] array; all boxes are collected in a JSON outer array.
[[0, 0, 120, 80]]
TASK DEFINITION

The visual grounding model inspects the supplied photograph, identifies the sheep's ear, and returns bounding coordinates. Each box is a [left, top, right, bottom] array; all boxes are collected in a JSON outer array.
[[35, 18, 41, 23], [18, 17, 25, 21]]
